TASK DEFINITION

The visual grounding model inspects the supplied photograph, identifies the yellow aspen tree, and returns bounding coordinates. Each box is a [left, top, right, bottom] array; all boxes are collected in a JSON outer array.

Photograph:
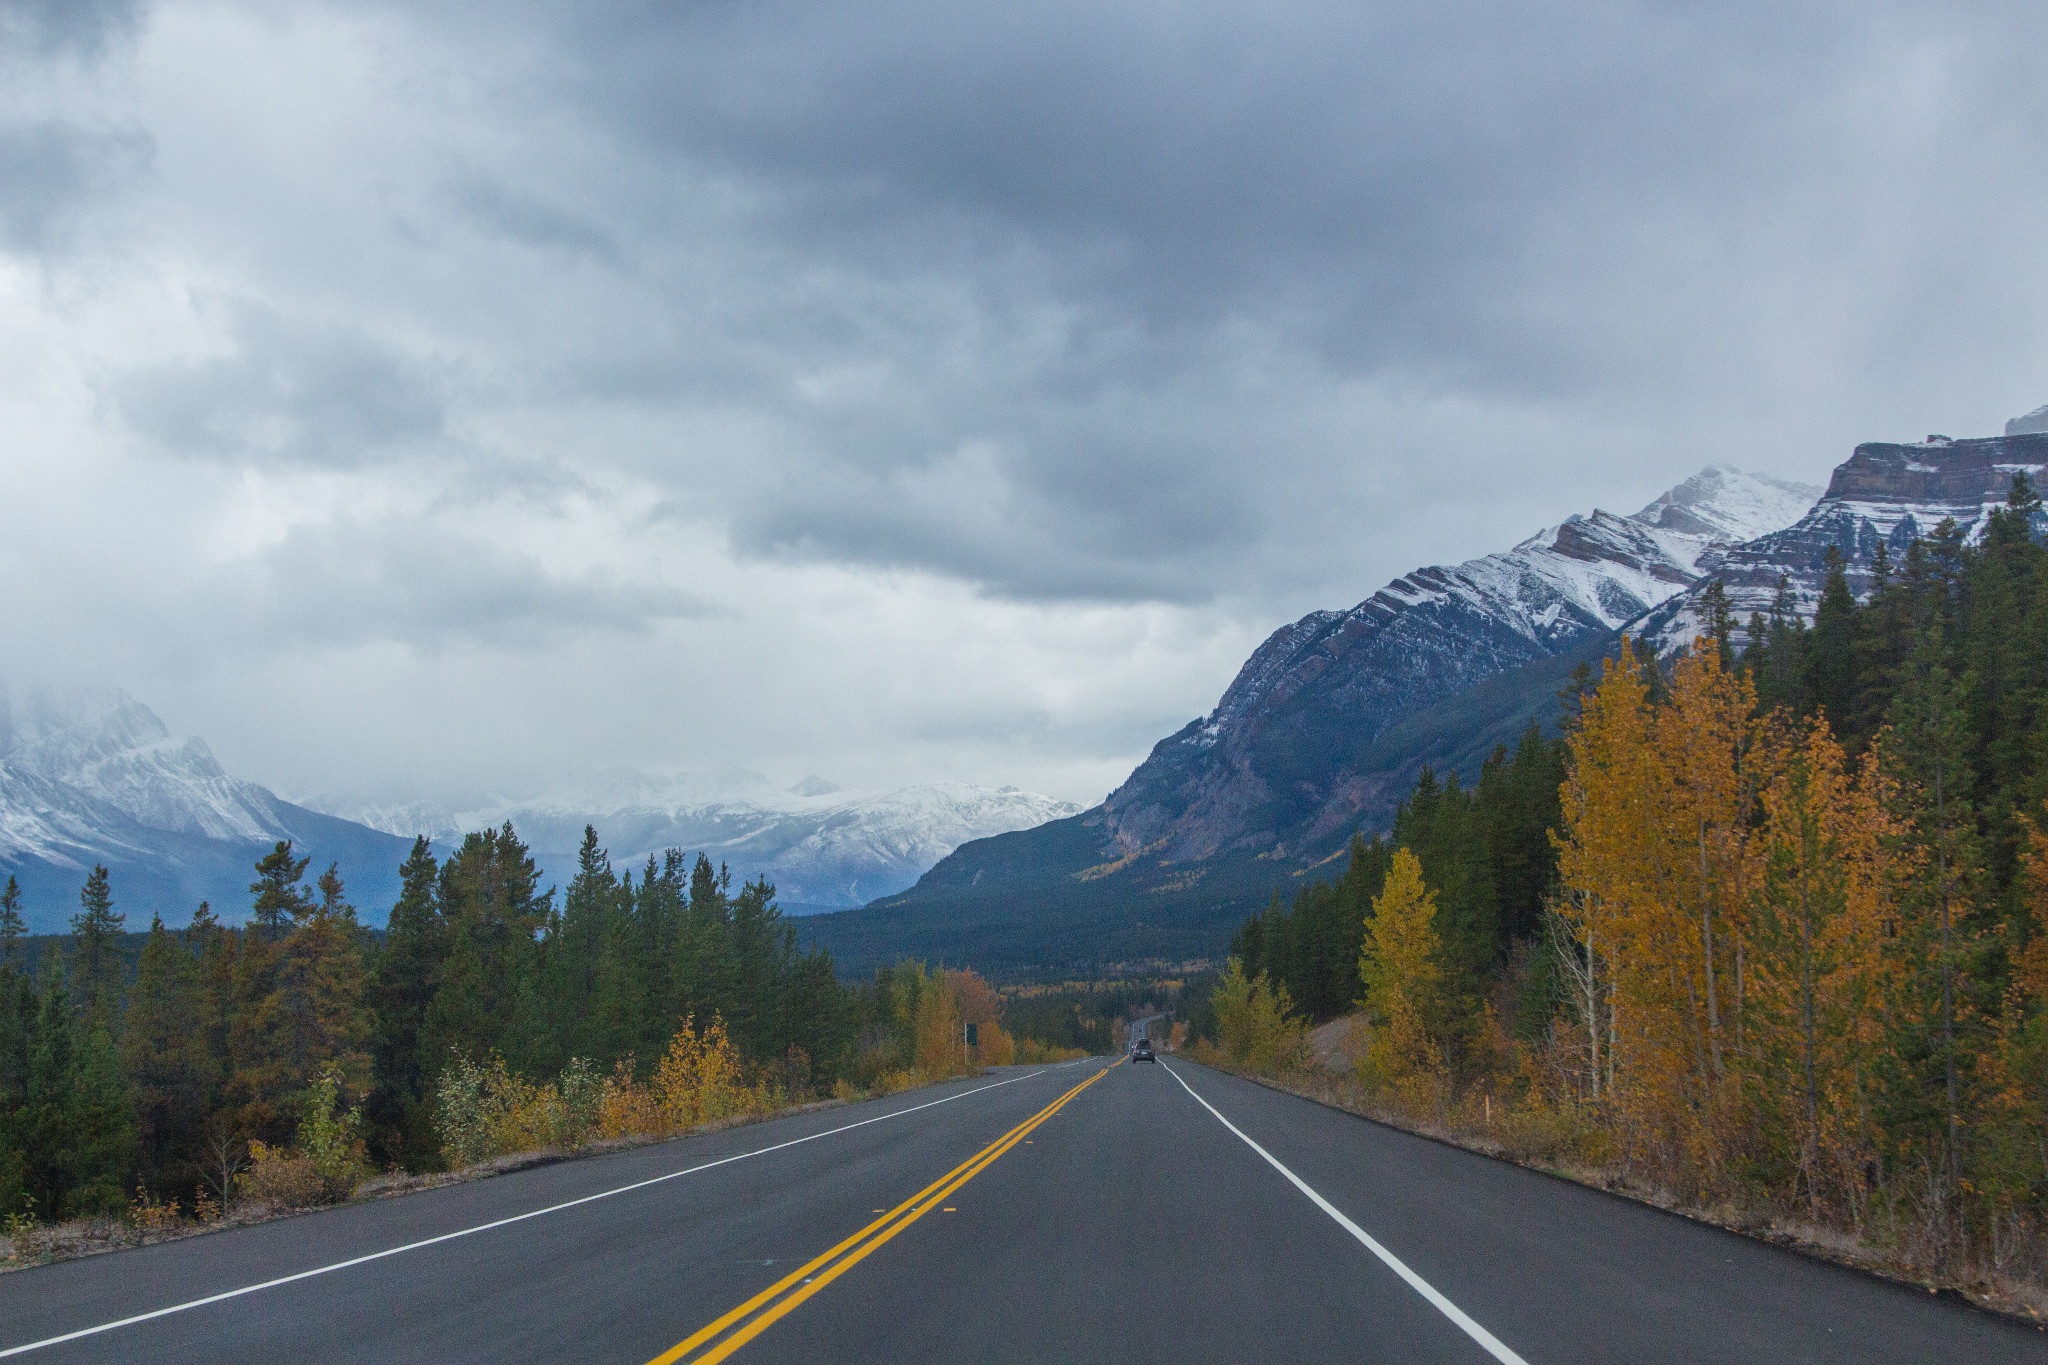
[[1359, 848, 1445, 1101], [1559, 642, 1773, 1185], [1643, 648, 1765, 1177], [1556, 645, 1656, 1112]]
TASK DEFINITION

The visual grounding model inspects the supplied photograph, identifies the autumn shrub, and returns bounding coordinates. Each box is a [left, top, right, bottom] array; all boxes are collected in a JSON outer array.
[[240, 1144, 328, 1210], [127, 1181, 183, 1234], [654, 1017, 760, 1127], [595, 1058, 663, 1141], [244, 1069, 370, 1207], [1209, 958, 1306, 1074], [556, 1057, 602, 1149], [973, 1020, 1017, 1067]]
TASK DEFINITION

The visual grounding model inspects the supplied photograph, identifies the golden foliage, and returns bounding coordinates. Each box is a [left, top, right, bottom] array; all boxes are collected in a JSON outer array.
[[1209, 957, 1305, 1072], [1358, 848, 1445, 1101]]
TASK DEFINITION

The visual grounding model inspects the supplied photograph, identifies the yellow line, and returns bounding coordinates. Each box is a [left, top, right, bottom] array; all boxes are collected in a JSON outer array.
[[647, 1062, 1117, 1365]]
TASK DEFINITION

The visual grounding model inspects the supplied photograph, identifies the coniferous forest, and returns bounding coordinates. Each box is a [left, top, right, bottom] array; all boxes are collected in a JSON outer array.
[[1209, 477, 2048, 1286], [0, 824, 1061, 1231]]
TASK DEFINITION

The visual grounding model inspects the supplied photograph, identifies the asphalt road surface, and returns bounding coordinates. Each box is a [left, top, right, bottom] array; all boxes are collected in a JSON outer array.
[[1, 1057, 2040, 1363]]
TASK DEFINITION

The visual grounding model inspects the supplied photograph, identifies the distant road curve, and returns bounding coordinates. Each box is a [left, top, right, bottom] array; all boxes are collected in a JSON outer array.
[[0, 1058, 2037, 1363]]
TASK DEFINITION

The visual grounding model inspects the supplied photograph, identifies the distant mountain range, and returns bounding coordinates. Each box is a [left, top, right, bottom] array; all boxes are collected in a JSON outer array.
[[319, 777, 1081, 914], [0, 691, 1079, 933]]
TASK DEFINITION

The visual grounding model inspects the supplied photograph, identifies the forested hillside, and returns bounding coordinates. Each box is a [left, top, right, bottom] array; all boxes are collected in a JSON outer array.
[[0, 824, 1066, 1226], [1212, 476, 2048, 1284]]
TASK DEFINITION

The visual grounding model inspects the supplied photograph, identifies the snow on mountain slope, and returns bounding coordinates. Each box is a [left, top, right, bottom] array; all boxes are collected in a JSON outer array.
[[1101, 466, 1818, 863], [0, 688, 410, 931], [321, 775, 1083, 912], [1639, 431, 2048, 652], [0, 689, 286, 867], [1631, 465, 1821, 544]]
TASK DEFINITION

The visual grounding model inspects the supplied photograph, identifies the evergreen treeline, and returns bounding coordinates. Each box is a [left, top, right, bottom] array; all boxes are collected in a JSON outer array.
[[1211, 478, 2048, 1279], [0, 822, 1054, 1224], [1230, 723, 1565, 1030]]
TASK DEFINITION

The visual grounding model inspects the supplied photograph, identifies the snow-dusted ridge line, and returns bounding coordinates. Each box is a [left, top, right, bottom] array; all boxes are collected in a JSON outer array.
[[1101, 465, 1821, 864], [0, 686, 1079, 920], [310, 776, 1083, 911]]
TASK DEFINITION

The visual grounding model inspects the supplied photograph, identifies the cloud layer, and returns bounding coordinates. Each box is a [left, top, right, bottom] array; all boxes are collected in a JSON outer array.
[[4, 0, 2048, 806]]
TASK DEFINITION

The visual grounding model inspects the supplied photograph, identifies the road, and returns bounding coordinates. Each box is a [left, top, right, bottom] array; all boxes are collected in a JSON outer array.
[[0, 1057, 2039, 1363], [1125, 1012, 1166, 1049]]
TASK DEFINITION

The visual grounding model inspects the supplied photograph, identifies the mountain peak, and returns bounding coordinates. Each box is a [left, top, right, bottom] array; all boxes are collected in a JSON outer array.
[[1630, 466, 1822, 544], [2006, 404, 2048, 437], [788, 775, 844, 797]]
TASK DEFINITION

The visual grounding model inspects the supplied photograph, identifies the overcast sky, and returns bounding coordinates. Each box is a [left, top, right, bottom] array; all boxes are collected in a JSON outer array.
[[4, 0, 2047, 807]]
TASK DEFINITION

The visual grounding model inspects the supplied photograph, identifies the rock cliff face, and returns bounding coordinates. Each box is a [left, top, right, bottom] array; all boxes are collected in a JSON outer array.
[[1640, 433, 2048, 651], [1100, 467, 1817, 864]]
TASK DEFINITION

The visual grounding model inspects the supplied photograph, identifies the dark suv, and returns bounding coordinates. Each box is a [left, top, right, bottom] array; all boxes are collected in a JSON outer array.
[[1131, 1038, 1156, 1063]]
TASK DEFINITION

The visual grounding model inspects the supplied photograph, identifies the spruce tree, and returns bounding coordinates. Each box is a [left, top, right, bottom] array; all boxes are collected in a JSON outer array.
[[22, 966, 74, 1215], [1886, 619, 1982, 1213], [367, 837, 443, 1164], [69, 865, 125, 1014], [122, 915, 216, 1194], [1803, 545, 1858, 732], [0, 962, 35, 1214], [278, 866, 370, 1098], [63, 1009, 137, 1215], [249, 841, 313, 937], [0, 876, 24, 963]]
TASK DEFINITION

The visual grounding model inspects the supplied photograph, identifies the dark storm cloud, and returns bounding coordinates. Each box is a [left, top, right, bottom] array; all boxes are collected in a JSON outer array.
[[113, 304, 451, 469], [440, 175, 625, 267], [452, 0, 2048, 601], [0, 121, 151, 254], [212, 517, 712, 654], [0, 0, 141, 61]]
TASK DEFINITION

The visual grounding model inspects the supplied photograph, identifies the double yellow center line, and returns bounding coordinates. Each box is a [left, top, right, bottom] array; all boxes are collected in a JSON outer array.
[[645, 1062, 1117, 1365]]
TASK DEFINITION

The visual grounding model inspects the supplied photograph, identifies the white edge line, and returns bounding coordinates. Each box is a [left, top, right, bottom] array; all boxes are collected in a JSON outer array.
[[0, 1066, 1068, 1359], [1160, 1060, 1529, 1365]]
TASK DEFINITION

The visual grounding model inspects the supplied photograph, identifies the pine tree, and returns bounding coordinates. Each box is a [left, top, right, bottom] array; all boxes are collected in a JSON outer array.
[[0, 876, 24, 964], [122, 914, 216, 1194], [1804, 546, 1858, 731], [249, 841, 313, 938], [276, 866, 370, 1099], [367, 838, 442, 1164], [64, 1009, 137, 1215], [1700, 579, 1736, 671], [69, 865, 125, 1014]]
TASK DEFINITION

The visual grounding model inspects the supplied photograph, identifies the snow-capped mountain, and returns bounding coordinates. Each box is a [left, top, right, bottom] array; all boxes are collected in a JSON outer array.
[[1640, 428, 2048, 652], [1098, 466, 1818, 863], [318, 774, 1083, 912], [0, 688, 411, 932]]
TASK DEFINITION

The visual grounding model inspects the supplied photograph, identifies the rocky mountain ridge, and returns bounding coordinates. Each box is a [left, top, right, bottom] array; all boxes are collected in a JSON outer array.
[[1098, 466, 1817, 865], [1641, 432, 2048, 652]]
